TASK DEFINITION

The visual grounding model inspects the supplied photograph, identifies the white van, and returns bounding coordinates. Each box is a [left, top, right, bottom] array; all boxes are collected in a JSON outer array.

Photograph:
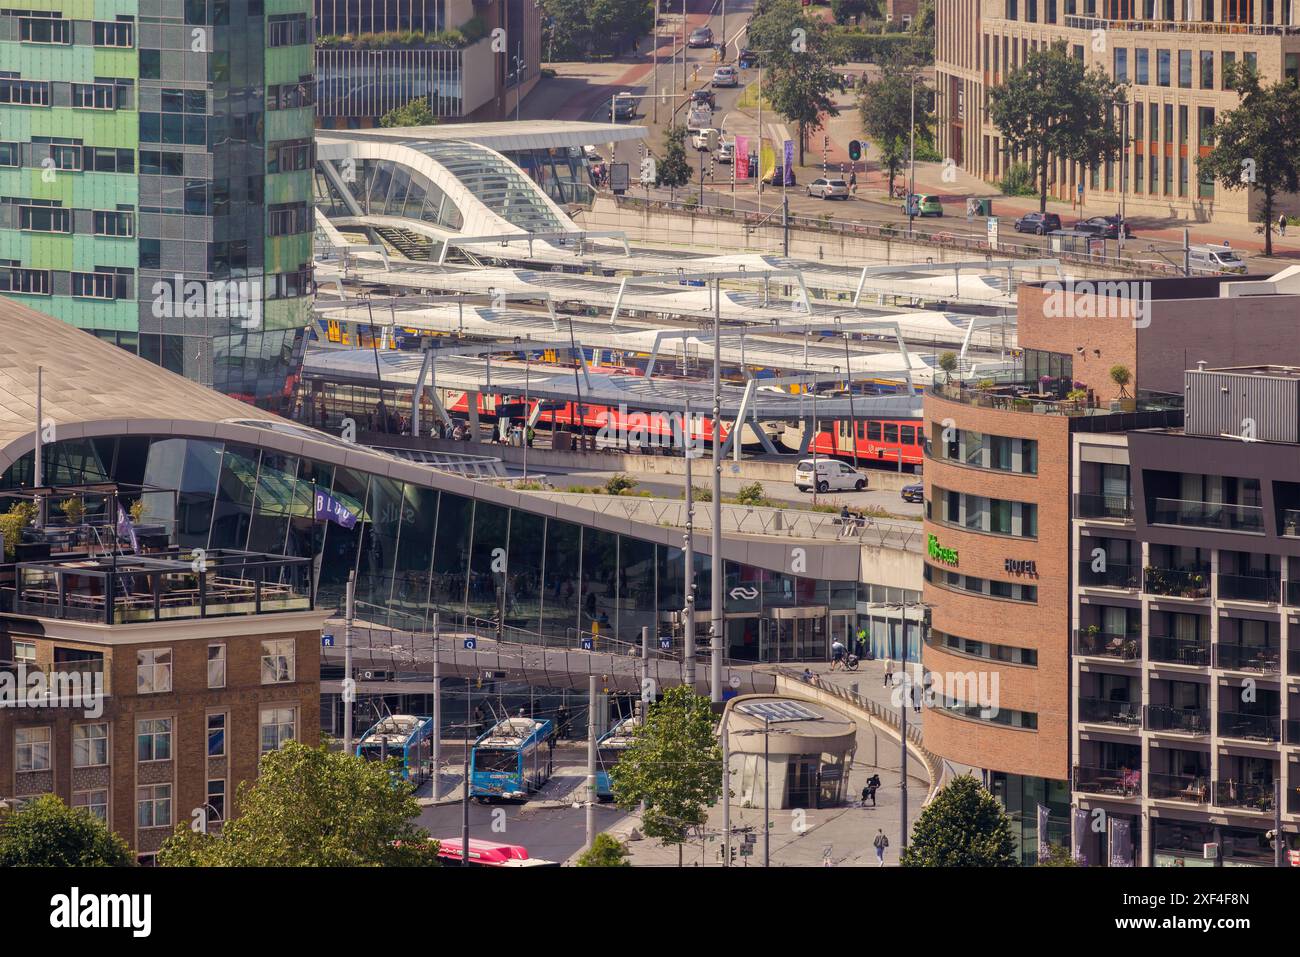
[[794, 459, 868, 493], [1188, 244, 1247, 274]]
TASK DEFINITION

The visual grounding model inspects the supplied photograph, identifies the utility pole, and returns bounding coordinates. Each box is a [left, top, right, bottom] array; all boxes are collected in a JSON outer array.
[[721, 714, 730, 866], [462, 676, 472, 865], [907, 72, 917, 239], [343, 571, 355, 754], [652, 0, 661, 125], [683, 395, 696, 690], [432, 612, 441, 801], [710, 277, 723, 703], [1275, 780, 1284, 867], [899, 662, 908, 855], [763, 715, 771, 867], [33, 365, 43, 529], [680, 0, 687, 92], [782, 192, 789, 257], [586, 674, 598, 851]]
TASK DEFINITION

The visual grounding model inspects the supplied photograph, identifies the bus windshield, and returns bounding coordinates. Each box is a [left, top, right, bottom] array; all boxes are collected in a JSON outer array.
[[474, 750, 519, 773]]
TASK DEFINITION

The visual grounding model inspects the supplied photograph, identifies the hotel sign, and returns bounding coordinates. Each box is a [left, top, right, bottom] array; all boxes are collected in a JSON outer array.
[[1004, 558, 1038, 577], [927, 534, 958, 566]]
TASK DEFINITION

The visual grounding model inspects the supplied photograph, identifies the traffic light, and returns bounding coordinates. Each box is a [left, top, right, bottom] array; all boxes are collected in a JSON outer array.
[[640, 156, 657, 184], [848, 139, 862, 162]]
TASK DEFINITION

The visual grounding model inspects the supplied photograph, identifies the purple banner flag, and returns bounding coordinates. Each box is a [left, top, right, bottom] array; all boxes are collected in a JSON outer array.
[[782, 139, 794, 185], [1071, 807, 1090, 866], [1109, 819, 1134, 867], [315, 490, 357, 529], [1036, 804, 1051, 864], [116, 503, 138, 553]]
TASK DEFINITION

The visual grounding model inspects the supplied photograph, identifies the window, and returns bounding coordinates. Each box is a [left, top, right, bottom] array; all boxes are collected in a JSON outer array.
[[260, 707, 296, 753], [267, 79, 314, 111], [1157, 49, 1170, 87], [93, 210, 134, 237], [19, 16, 71, 44], [13, 640, 36, 664], [0, 78, 51, 106], [137, 718, 173, 762], [207, 643, 226, 688], [90, 147, 134, 173], [16, 727, 51, 771], [1221, 51, 1235, 89], [73, 723, 109, 767], [206, 780, 226, 822], [261, 638, 295, 683], [268, 13, 310, 46], [137, 784, 172, 828], [0, 142, 17, 167], [1178, 50, 1192, 88], [1114, 48, 1128, 84], [72, 272, 118, 300], [94, 20, 135, 47], [140, 49, 161, 79], [1200, 51, 1214, 89], [267, 202, 310, 236], [73, 790, 108, 823], [0, 267, 51, 294], [137, 649, 172, 693], [50, 145, 82, 171], [72, 83, 119, 110], [1135, 49, 1149, 85], [18, 205, 70, 233], [268, 139, 311, 174], [207, 713, 226, 757], [140, 150, 184, 176]]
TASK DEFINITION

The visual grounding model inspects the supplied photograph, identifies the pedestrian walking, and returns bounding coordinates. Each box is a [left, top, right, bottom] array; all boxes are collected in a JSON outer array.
[[867, 773, 880, 806], [1280, 213, 1288, 238], [556, 705, 571, 740], [883, 656, 894, 687], [873, 828, 890, 866], [849, 170, 857, 195]]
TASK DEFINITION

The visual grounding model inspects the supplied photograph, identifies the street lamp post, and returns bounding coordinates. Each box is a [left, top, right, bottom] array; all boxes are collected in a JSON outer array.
[[710, 277, 723, 703], [907, 71, 917, 239]]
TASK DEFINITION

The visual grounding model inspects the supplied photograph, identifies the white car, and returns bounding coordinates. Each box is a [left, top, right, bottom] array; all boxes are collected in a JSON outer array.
[[794, 459, 868, 493], [686, 108, 712, 133], [715, 141, 734, 164], [691, 128, 718, 151]]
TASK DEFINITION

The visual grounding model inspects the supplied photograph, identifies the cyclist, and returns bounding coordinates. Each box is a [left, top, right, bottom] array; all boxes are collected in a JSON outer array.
[[830, 638, 847, 670]]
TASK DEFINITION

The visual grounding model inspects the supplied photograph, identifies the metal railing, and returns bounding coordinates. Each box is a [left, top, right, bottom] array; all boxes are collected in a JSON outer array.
[[1217, 573, 1280, 603], [1073, 765, 1141, 797], [1077, 697, 1141, 729], [1063, 14, 1300, 36], [1218, 711, 1281, 743], [1073, 629, 1141, 660], [1142, 566, 1210, 599], [1077, 560, 1140, 589], [1147, 772, 1209, 803], [1213, 643, 1281, 674], [1214, 780, 1276, 812], [1150, 497, 1264, 533], [1074, 492, 1133, 521], [1147, 634, 1210, 667], [1144, 705, 1210, 735]]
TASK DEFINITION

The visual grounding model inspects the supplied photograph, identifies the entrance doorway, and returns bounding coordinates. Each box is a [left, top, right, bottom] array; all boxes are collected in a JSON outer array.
[[760, 607, 828, 662]]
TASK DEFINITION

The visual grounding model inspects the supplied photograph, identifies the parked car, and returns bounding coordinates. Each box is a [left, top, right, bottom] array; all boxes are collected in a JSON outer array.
[[691, 128, 718, 151], [794, 459, 868, 493], [711, 65, 738, 88], [715, 141, 734, 164], [1074, 215, 1135, 239], [608, 94, 636, 121], [903, 193, 943, 217], [738, 48, 758, 68], [765, 166, 796, 186], [1188, 244, 1248, 274], [688, 26, 713, 47], [807, 177, 850, 199], [1013, 211, 1061, 234], [690, 88, 716, 109], [900, 482, 924, 504]]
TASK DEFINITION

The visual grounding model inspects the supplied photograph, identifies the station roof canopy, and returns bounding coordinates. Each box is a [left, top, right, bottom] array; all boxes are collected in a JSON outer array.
[[316, 121, 647, 154]]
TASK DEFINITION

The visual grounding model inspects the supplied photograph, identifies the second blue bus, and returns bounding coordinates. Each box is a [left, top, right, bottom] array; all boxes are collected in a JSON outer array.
[[470, 716, 555, 801]]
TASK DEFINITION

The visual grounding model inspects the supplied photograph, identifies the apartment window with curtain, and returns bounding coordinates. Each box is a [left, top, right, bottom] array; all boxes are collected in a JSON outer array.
[[1200, 51, 1213, 88], [1136, 48, 1149, 85]]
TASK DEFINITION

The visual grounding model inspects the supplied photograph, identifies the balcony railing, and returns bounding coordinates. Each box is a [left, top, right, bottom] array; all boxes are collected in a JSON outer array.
[[1142, 566, 1210, 599], [1144, 704, 1210, 735], [1150, 497, 1263, 532], [1074, 492, 1133, 521], [1077, 560, 1139, 590], [1214, 780, 1276, 812], [1148, 634, 1210, 667], [1217, 573, 1280, 603], [1077, 697, 1141, 729], [1218, 711, 1281, 743], [1147, 772, 1210, 803], [1214, 643, 1281, 674], [1287, 719, 1300, 746], [1073, 765, 1141, 797], [1063, 14, 1300, 37], [1073, 629, 1141, 660]]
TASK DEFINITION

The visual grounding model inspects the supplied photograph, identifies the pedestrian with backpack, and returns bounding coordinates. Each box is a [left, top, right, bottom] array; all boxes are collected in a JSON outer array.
[[874, 828, 890, 866]]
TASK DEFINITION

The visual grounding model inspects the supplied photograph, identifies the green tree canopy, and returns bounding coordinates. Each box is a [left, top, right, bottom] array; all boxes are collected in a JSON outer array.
[[901, 775, 1018, 867], [540, 0, 653, 59], [1198, 62, 1300, 257], [858, 59, 932, 194], [576, 832, 633, 866], [656, 125, 693, 188], [0, 795, 133, 867], [158, 741, 439, 866], [988, 41, 1126, 212], [609, 685, 722, 864], [379, 96, 436, 128], [829, 0, 878, 24]]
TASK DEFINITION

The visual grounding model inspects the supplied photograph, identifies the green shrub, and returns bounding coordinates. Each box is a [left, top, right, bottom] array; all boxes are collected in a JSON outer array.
[[604, 474, 638, 496], [997, 162, 1037, 197]]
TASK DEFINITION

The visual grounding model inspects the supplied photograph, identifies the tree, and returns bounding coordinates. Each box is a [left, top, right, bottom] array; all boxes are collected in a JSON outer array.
[[859, 59, 932, 196], [1198, 62, 1300, 257], [1109, 364, 1131, 398], [1037, 843, 1080, 867], [829, 0, 877, 24], [767, 59, 844, 166], [901, 775, 1017, 867], [540, 0, 653, 59], [379, 96, 436, 128], [609, 684, 722, 866], [158, 740, 439, 866], [656, 125, 692, 188], [0, 795, 133, 867], [938, 351, 958, 380], [735, 481, 767, 506], [988, 41, 1126, 212], [576, 832, 632, 866]]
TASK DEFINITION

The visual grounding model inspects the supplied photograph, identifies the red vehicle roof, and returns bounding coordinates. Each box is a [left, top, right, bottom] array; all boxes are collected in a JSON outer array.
[[434, 838, 531, 866]]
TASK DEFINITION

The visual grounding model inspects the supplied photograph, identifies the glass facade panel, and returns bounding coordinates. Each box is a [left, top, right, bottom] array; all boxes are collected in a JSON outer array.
[[466, 500, 510, 623], [141, 438, 223, 548], [618, 535, 657, 642], [246, 452, 298, 555], [391, 484, 438, 627], [355, 475, 404, 612], [209, 445, 260, 550], [317, 467, 369, 611], [542, 519, 582, 638], [505, 511, 545, 633], [580, 527, 618, 637], [429, 492, 472, 617]]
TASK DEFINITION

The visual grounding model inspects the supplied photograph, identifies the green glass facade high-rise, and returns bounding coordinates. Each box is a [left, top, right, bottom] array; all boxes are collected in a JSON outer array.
[[0, 0, 315, 406]]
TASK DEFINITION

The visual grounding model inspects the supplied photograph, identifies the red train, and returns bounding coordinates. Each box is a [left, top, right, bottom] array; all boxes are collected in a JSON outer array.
[[784, 417, 926, 468]]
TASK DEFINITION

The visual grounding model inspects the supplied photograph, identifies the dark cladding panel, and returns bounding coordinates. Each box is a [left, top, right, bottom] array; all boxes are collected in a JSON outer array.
[[1184, 369, 1300, 444]]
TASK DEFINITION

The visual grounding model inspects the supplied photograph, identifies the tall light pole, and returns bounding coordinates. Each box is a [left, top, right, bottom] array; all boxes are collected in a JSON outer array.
[[683, 395, 696, 690], [907, 71, 917, 239], [652, 0, 661, 125], [710, 277, 723, 702]]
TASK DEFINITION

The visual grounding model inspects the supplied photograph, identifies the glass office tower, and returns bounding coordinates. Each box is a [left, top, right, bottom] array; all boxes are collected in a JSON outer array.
[[0, 1, 315, 405]]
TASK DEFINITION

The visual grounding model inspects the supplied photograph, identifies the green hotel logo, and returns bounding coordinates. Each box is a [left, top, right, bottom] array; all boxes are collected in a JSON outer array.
[[927, 534, 958, 567]]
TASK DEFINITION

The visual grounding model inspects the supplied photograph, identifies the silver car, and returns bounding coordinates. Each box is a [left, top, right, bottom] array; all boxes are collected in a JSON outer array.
[[807, 177, 850, 200]]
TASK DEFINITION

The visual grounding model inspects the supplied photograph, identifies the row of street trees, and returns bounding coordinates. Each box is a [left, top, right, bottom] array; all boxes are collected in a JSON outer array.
[[540, 0, 655, 61]]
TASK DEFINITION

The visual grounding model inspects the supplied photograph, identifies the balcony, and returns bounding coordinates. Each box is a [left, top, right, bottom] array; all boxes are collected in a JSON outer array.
[[1214, 643, 1281, 674], [1287, 719, 1300, 746], [4, 549, 313, 625], [1073, 765, 1141, 797], [1075, 492, 1133, 521], [1148, 634, 1210, 667], [1077, 697, 1141, 729], [1218, 573, 1280, 604], [1213, 780, 1276, 813], [1286, 580, 1300, 607], [1076, 560, 1139, 590], [1073, 629, 1141, 661], [1147, 772, 1210, 803], [1144, 704, 1210, 735], [1218, 711, 1281, 743], [1062, 14, 1300, 37], [1143, 566, 1210, 599], [1150, 497, 1263, 533]]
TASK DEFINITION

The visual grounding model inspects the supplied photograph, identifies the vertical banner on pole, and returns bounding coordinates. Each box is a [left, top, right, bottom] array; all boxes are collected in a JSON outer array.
[[735, 135, 749, 180], [1071, 807, 1090, 866], [1036, 804, 1052, 864], [782, 139, 794, 186], [1109, 818, 1133, 867]]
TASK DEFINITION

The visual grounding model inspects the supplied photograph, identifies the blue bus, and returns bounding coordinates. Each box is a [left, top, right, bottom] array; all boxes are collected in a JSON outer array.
[[595, 713, 642, 801], [356, 715, 435, 785], [469, 717, 555, 801]]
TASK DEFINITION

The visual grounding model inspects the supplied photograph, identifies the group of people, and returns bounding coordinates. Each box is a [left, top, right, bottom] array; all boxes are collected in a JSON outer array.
[[493, 418, 536, 448]]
